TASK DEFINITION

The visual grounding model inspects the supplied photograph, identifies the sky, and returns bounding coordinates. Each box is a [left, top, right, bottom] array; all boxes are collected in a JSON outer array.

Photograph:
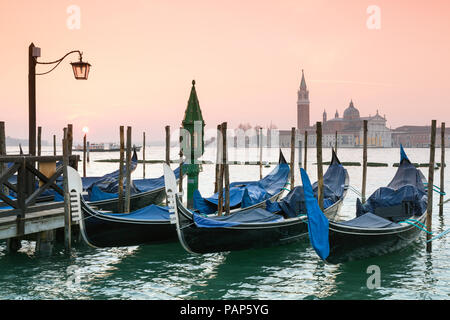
[[1, 0, 450, 144]]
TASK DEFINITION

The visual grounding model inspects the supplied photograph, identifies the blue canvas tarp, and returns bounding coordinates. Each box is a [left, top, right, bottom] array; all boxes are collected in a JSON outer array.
[[300, 168, 330, 260], [193, 207, 284, 228], [338, 212, 400, 229], [86, 165, 185, 202], [357, 148, 427, 220], [265, 151, 347, 218], [193, 156, 290, 214], [102, 204, 170, 221], [125, 165, 185, 193], [81, 148, 138, 191]]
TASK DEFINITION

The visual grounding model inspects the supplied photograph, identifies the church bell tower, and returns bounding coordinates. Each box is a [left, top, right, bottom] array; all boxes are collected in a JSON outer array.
[[297, 69, 310, 131]]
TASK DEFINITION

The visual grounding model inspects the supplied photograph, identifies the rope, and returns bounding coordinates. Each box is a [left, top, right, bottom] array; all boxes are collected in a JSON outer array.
[[398, 220, 434, 235], [423, 183, 446, 195], [426, 228, 450, 243], [344, 184, 362, 197], [398, 219, 450, 243]]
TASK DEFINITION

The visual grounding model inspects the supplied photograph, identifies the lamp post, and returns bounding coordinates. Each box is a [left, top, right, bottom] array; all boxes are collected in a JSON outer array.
[[181, 80, 205, 208], [28, 42, 91, 157]]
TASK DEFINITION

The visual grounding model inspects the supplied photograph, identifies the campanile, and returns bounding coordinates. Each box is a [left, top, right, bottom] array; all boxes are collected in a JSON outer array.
[[297, 69, 310, 130]]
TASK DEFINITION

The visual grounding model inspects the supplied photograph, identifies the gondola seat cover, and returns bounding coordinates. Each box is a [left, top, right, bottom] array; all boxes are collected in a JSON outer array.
[[85, 165, 185, 201], [102, 204, 171, 221], [112, 165, 186, 193], [338, 212, 400, 228], [265, 159, 347, 218], [193, 161, 290, 214], [357, 157, 427, 221], [192, 207, 284, 228]]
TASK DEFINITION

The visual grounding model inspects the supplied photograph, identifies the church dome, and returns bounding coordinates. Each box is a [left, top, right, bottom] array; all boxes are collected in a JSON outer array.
[[343, 100, 360, 120]]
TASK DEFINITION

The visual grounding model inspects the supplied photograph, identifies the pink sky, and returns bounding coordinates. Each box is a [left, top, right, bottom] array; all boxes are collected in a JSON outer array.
[[1, 0, 450, 143]]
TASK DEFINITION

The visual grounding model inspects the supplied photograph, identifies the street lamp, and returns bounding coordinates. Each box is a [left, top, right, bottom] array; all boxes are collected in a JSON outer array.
[[28, 42, 91, 157]]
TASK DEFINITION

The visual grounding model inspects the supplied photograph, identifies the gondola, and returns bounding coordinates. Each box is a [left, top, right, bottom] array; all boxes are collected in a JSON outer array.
[[80, 148, 185, 212], [300, 146, 428, 264], [192, 150, 290, 214], [171, 149, 349, 254], [71, 151, 291, 248]]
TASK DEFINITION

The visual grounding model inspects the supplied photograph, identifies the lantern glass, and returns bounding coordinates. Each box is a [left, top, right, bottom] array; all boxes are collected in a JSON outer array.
[[71, 61, 91, 80]]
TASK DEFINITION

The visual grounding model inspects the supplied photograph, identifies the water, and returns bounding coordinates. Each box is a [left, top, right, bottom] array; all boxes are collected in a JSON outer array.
[[1, 146, 449, 300]]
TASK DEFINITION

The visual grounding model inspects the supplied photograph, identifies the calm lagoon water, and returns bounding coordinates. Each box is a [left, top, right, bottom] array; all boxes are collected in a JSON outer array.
[[0, 146, 449, 300]]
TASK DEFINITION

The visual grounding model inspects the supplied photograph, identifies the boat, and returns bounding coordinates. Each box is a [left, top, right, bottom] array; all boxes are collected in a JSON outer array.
[[72, 150, 292, 248], [58, 148, 184, 212], [171, 149, 349, 254], [73, 142, 141, 152], [192, 150, 290, 214], [300, 146, 428, 264]]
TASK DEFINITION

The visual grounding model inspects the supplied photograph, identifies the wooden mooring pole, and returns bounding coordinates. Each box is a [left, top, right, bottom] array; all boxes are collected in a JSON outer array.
[[335, 131, 338, 155], [316, 122, 324, 211], [222, 122, 230, 215], [290, 127, 295, 189], [259, 127, 263, 179], [62, 127, 71, 252], [179, 127, 184, 193], [118, 126, 125, 213], [53, 134, 56, 156], [37, 126, 42, 156], [217, 126, 224, 217], [83, 133, 87, 177], [439, 122, 445, 217], [143, 132, 146, 178], [67, 124, 73, 156], [165, 125, 170, 165], [304, 131, 308, 172], [426, 120, 437, 253], [214, 124, 222, 194], [87, 141, 90, 163], [362, 120, 368, 204], [0, 122, 7, 192], [125, 126, 132, 213]]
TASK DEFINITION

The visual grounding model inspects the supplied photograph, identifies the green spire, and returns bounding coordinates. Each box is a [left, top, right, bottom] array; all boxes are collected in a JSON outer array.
[[182, 80, 204, 125]]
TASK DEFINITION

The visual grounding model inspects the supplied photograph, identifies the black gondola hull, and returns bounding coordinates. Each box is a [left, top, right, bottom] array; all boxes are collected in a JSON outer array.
[[326, 214, 426, 264], [87, 187, 166, 212], [79, 201, 177, 248], [79, 189, 285, 248], [176, 196, 344, 254]]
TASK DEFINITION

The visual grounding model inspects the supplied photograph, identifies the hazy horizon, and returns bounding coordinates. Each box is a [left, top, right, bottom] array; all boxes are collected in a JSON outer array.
[[1, 0, 449, 144]]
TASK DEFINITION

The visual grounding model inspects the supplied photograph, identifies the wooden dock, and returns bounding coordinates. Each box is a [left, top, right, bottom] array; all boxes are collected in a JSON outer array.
[[0, 203, 77, 241], [0, 150, 80, 254]]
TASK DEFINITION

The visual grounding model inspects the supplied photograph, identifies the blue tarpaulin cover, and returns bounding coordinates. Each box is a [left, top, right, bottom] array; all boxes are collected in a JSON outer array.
[[102, 204, 170, 221], [300, 168, 330, 260], [81, 148, 138, 191], [193, 207, 284, 228], [356, 145, 427, 221], [86, 165, 185, 202], [193, 154, 290, 214], [266, 150, 347, 218], [339, 212, 400, 228]]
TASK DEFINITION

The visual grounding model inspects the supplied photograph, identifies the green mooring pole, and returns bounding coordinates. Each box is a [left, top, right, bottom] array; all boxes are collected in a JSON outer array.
[[182, 80, 205, 208]]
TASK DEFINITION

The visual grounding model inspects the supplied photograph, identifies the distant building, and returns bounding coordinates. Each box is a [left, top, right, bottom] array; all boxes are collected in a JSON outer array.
[[297, 69, 310, 131], [279, 70, 392, 148], [392, 125, 450, 147]]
